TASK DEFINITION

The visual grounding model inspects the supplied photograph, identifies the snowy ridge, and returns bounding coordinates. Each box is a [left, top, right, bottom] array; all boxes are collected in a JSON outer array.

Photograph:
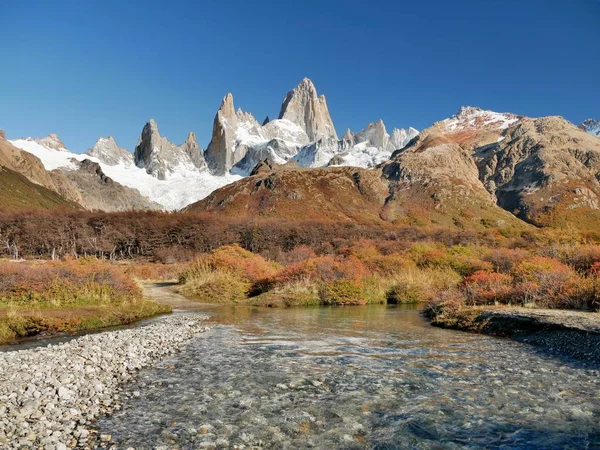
[[580, 119, 600, 137], [441, 106, 521, 132], [10, 138, 241, 210]]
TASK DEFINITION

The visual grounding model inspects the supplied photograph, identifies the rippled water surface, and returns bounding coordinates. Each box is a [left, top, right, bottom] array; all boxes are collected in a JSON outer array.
[[98, 304, 600, 449]]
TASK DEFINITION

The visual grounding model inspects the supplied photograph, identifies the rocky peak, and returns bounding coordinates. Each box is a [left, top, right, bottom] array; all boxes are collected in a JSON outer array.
[[262, 116, 270, 126], [390, 127, 419, 150], [205, 93, 240, 175], [278, 77, 338, 142], [439, 106, 522, 136], [0, 130, 5, 140], [454, 106, 484, 118], [180, 131, 206, 169], [86, 136, 133, 167], [355, 120, 389, 150], [134, 119, 203, 180], [342, 128, 354, 141], [35, 133, 67, 151], [580, 118, 600, 137]]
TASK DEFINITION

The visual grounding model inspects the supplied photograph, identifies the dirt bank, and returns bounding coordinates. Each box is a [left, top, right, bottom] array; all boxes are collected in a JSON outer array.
[[428, 306, 600, 364]]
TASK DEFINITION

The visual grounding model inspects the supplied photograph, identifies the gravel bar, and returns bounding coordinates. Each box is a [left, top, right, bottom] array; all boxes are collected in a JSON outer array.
[[0, 314, 210, 449]]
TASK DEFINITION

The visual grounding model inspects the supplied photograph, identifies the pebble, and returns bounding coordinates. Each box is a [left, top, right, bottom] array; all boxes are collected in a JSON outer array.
[[0, 314, 209, 448]]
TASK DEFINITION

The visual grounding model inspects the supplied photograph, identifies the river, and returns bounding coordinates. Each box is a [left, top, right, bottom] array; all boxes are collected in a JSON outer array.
[[94, 287, 600, 449]]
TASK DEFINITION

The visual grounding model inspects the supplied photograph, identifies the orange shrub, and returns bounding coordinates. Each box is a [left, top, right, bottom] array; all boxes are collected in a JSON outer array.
[[188, 245, 280, 283], [272, 255, 370, 285], [462, 270, 513, 305], [0, 259, 141, 306], [483, 248, 530, 273], [409, 243, 491, 276], [277, 245, 318, 265]]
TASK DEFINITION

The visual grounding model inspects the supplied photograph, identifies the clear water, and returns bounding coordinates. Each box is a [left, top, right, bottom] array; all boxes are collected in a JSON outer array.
[[97, 304, 600, 449]]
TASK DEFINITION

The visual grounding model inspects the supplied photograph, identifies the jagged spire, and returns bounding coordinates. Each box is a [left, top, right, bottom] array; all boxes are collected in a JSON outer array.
[[278, 78, 338, 141]]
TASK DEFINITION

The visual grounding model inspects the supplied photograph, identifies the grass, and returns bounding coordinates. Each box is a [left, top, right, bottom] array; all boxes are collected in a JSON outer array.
[[0, 165, 79, 211], [0, 259, 171, 344]]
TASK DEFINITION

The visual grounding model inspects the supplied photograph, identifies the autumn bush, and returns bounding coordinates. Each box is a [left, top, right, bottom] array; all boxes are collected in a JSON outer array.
[[461, 270, 513, 305], [408, 243, 492, 276], [0, 259, 170, 344], [178, 245, 280, 302], [385, 267, 462, 304]]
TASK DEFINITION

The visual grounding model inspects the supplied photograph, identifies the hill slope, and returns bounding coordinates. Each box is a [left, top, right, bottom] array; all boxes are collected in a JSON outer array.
[[0, 165, 79, 211]]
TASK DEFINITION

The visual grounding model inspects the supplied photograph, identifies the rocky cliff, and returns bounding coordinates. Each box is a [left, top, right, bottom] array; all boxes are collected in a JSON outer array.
[[476, 116, 600, 228], [278, 78, 338, 142], [134, 120, 205, 180]]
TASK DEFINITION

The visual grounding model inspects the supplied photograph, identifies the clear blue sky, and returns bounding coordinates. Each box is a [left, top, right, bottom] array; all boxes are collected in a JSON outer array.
[[1, 0, 598, 153]]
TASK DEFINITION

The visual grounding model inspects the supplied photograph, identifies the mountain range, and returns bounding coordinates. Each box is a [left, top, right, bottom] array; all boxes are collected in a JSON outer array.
[[1, 78, 599, 231]]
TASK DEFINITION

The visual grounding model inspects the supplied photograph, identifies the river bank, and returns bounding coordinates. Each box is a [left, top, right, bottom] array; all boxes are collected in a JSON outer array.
[[0, 314, 209, 449], [427, 306, 600, 364]]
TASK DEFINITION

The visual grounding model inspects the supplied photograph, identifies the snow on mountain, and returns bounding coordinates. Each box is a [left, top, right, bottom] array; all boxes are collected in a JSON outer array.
[[10, 136, 240, 210], [580, 119, 600, 137], [33, 133, 68, 151], [328, 122, 419, 168], [85, 136, 133, 166], [440, 106, 521, 133]]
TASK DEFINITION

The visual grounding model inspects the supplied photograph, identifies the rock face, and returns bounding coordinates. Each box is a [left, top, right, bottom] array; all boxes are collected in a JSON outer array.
[[205, 93, 311, 175], [180, 132, 206, 169], [278, 78, 338, 142], [134, 120, 205, 180], [205, 94, 239, 175], [86, 136, 133, 166], [390, 127, 420, 150], [55, 159, 158, 211], [580, 118, 600, 137], [475, 116, 600, 228]]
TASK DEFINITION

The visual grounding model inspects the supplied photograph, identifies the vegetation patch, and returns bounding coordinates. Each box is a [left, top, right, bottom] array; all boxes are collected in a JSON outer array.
[[0, 259, 170, 344]]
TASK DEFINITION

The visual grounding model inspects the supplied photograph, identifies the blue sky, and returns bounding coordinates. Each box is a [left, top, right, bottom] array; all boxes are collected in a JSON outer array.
[[0, 0, 598, 153]]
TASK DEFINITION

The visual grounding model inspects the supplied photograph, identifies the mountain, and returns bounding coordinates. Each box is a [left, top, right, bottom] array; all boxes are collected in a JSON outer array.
[[580, 119, 600, 137], [187, 145, 526, 231], [86, 136, 133, 166], [5, 78, 598, 229], [278, 77, 338, 142], [185, 165, 392, 224], [54, 159, 158, 211], [328, 121, 419, 168], [0, 165, 79, 211], [0, 133, 79, 210], [476, 116, 600, 229], [428, 106, 522, 151], [204, 78, 418, 175], [134, 119, 206, 180], [10, 131, 239, 210]]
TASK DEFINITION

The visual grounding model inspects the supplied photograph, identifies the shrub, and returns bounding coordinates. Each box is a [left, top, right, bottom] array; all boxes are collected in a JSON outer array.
[[462, 270, 513, 305], [483, 248, 530, 273], [385, 267, 461, 304], [408, 243, 491, 276], [322, 279, 368, 305]]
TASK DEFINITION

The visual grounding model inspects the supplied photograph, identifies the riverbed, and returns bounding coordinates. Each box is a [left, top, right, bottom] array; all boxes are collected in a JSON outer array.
[[94, 292, 600, 449]]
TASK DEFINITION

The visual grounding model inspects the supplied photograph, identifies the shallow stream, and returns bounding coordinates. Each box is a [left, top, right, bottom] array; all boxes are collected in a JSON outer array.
[[96, 299, 600, 449]]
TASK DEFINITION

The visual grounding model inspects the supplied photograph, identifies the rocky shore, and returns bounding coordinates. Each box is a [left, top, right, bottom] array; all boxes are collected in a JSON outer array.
[[0, 314, 209, 449], [429, 307, 600, 364]]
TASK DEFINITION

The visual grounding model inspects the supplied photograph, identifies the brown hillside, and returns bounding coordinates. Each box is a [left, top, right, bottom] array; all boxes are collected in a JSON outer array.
[[0, 166, 79, 211]]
